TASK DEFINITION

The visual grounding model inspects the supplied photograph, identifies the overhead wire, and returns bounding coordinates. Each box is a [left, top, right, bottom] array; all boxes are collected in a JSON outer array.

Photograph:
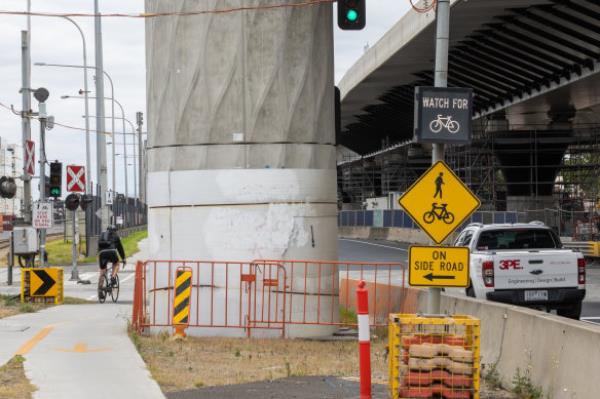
[[0, 0, 336, 19], [0, 100, 111, 136]]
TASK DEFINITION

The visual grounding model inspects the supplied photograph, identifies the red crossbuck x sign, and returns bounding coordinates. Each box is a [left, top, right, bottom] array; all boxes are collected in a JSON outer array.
[[66, 165, 86, 192], [25, 140, 35, 176]]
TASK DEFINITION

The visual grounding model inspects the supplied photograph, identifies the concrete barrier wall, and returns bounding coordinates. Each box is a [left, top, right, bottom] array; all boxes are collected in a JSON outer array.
[[421, 294, 600, 399], [339, 226, 430, 244]]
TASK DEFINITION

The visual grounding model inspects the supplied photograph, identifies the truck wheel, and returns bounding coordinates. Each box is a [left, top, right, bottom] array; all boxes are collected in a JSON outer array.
[[557, 301, 582, 320]]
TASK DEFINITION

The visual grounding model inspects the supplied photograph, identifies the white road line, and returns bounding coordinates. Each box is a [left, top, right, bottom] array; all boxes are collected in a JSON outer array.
[[580, 317, 600, 320], [119, 273, 135, 284], [340, 239, 408, 252]]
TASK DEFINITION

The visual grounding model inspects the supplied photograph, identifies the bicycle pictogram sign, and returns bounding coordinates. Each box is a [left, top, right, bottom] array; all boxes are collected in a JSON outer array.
[[398, 161, 481, 244], [429, 115, 460, 134]]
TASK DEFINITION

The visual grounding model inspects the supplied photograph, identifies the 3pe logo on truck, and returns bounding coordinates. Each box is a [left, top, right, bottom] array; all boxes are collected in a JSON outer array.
[[499, 259, 522, 270]]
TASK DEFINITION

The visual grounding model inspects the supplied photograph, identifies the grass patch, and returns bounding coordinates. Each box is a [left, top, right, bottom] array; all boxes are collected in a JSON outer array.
[[339, 306, 357, 326], [512, 368, 543, 399], [0, 295, 48, 319], [0, 356, 37, 399], [0, 295, 91, 319], [47, 230, 148, 265], [63, 296, 93, 305], [131, 334, 389, 393]]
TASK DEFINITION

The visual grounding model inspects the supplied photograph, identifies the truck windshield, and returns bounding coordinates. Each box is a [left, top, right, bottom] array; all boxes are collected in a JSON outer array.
[[476, 229, 559, 250]]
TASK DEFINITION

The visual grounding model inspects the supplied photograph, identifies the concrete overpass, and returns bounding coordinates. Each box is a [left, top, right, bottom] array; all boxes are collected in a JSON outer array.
[[338, 0, 600, 210]]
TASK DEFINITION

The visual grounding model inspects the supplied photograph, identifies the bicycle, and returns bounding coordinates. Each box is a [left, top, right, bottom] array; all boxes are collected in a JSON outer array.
[[98, 264, 120, 304], [423, 203, 455, 225], [429, 115, 460, 134]]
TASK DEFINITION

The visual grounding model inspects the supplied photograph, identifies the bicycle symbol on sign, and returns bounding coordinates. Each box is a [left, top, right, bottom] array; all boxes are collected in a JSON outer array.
[[429, 115, 460, 134], [423, 203, 455, 225]]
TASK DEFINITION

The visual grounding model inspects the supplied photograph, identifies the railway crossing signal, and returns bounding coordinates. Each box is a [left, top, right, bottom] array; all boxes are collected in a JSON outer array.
[[66, 165, 85, 193]]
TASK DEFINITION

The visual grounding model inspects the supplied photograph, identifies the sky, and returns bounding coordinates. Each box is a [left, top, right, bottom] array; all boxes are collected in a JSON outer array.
[[0, 0, 410, 196]]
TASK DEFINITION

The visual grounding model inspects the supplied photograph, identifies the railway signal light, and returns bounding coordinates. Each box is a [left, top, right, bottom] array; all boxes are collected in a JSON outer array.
[[0, 176, 17, 199], [65, 193, 80, 211], [80, 194, 93, 211], [49, 161, 62, 198], [338, 0, 366, 30]]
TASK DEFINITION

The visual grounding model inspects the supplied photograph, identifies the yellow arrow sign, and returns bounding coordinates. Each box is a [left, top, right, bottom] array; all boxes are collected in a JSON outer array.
[[398, 161, 480, 244], [56, 343, 109, 353], [30, 268, 60, 297], [409, 246, 470, 288]]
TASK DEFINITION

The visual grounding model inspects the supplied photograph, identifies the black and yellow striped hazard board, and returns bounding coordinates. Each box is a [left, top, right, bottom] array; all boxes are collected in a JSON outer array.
[[173, 268, 192, 326]]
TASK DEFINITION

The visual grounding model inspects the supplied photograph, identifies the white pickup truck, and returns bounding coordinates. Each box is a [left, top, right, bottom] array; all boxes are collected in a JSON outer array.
[[453, 222, 586, 319]]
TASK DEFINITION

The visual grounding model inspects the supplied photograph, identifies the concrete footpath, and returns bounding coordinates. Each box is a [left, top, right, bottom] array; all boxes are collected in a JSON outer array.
[[0, 239, 165, 399]]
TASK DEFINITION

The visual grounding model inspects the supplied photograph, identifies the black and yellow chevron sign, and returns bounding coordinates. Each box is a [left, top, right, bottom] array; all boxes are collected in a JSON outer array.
[[173, 269, 192, 325]]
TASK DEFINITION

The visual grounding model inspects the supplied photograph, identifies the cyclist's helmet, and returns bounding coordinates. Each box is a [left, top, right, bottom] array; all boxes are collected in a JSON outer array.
[[107, 225, 118, 233]]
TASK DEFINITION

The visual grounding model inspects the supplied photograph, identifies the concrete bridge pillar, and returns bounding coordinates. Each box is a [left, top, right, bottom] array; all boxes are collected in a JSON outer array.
[[145, 1, 337, 337]]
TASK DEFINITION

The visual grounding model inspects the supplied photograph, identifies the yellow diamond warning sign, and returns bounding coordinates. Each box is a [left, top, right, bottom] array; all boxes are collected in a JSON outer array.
[[409, 246, 470, 288], [398, 161, 480, 244]]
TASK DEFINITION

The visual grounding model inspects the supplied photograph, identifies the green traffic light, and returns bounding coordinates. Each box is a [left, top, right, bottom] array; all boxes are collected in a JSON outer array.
[[50, 188, 61, 197], [346, 9, 359, 22]]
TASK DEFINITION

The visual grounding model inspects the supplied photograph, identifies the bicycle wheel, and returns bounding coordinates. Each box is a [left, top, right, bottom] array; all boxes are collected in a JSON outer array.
[[448, 121, 460, 134], [423, 212, 436, 224], [443, 212, 455, 225], [98, 275, 109, 304], [111, 274, 120, 303], [429, 120, 443, 133]]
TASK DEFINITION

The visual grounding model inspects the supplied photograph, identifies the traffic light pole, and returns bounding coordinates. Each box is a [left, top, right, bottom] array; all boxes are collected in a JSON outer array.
[[38, 103, 47, 268], [428, 0, 450, 314], [71, 209, 78, 280]]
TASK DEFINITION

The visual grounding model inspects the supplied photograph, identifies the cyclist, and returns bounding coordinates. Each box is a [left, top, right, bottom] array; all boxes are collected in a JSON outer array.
[[97, 225, 126, 300]]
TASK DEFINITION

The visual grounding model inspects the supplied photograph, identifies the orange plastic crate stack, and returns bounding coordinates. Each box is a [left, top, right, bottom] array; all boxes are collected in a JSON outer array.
[[388, 314, 480, 399]]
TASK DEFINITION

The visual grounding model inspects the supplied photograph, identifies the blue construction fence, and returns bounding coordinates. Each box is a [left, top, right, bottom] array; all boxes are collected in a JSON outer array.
[[339, 209, 524, 230]]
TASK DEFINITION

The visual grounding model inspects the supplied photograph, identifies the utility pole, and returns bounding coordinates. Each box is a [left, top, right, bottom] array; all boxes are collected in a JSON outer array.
[[428, 0, 450, 314], [94, 0, 108, 231], [34, 88, 49, 268], [21, 30, 32, 223], [136, 112, 144, 204]]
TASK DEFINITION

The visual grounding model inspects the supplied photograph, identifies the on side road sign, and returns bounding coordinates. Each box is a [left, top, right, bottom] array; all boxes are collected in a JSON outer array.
[[409, 246, 470, 288], [398, 161, 480, 244]]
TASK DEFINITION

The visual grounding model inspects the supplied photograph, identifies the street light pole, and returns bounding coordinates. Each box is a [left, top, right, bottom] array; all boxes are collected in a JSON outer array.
[[94, 0, 108, 230], [34, 63, 117, 194]]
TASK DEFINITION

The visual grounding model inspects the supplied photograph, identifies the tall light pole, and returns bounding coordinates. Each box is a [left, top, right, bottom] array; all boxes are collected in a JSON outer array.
[[34, 63, 118, 194], [94, 0, 108, 230]]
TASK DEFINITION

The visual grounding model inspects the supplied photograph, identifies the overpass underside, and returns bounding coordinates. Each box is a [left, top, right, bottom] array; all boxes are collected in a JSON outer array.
[[338, 124, 600, 212], [338, 0, 600, 212]]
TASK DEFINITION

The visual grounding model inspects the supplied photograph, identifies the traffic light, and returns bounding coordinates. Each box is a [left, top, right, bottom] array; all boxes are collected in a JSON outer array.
[[338, 0, 366, 30], [0, 176, 17, 199], [49, 161, 62, 198], [65, 193, 80, 211]]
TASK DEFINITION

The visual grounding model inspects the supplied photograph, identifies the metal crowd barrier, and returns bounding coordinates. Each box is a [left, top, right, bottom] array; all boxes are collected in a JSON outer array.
[[131, 259, 409, 337]]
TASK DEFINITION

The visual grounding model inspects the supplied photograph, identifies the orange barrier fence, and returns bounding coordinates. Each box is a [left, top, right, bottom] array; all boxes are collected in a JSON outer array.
[[131, 259, 408, 336]]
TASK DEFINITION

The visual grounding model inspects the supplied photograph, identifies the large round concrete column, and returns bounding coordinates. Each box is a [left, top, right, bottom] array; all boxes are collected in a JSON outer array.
[[145, 1, 338, 337]]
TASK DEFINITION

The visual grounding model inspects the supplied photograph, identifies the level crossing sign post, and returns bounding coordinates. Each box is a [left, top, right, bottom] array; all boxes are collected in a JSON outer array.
[[25, 140, 35, 176]]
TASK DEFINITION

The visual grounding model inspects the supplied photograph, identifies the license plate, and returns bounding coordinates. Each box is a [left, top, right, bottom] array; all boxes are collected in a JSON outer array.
[[524, 290, 548, 301]]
